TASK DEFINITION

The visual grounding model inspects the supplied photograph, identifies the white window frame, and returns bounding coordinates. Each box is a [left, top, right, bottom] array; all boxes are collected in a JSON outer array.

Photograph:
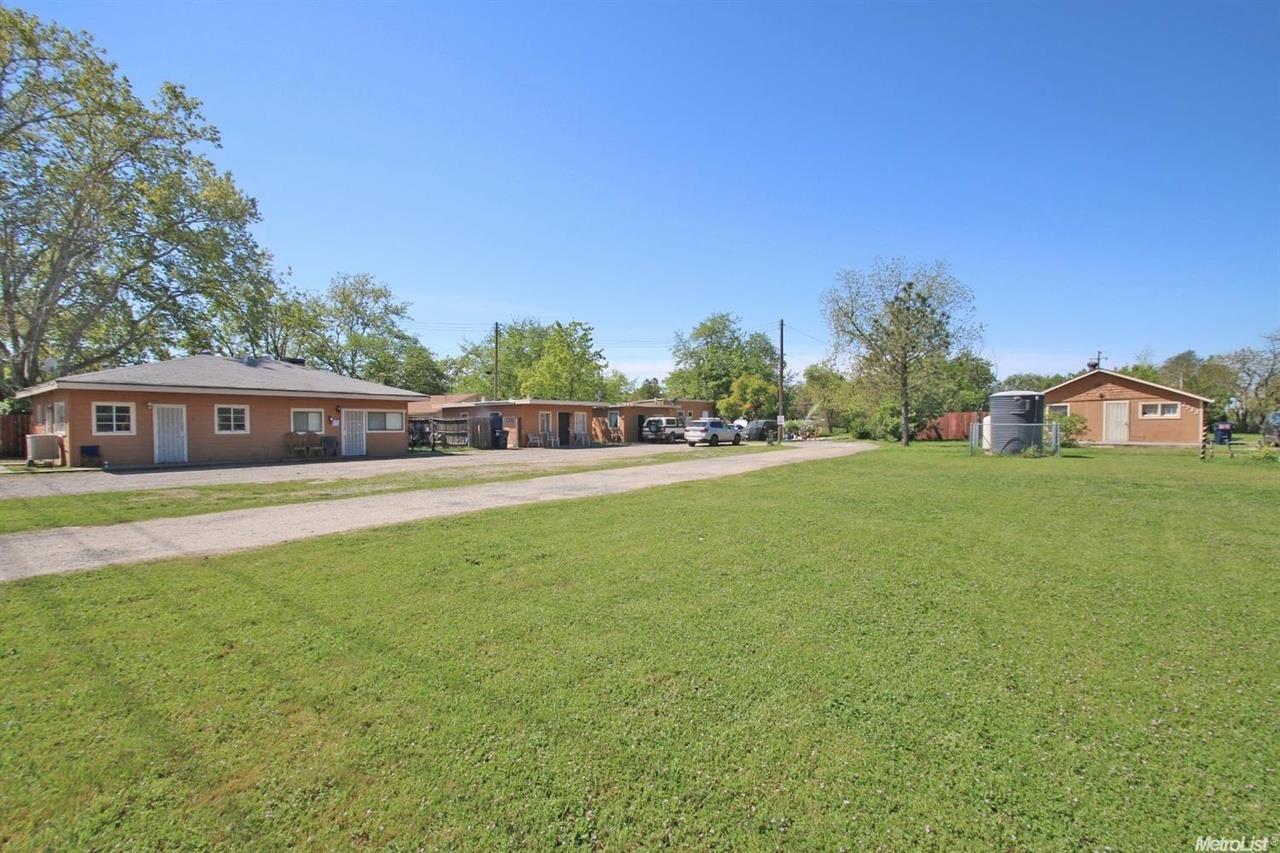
[[214, 404, 251, 435], [365, 410, 406, 432], [1047, 403, 1070, 417], [607, 410, 620, 429], [290, 408, 325, 433], [92, 401, 137, 436], [52, 401, 66, 434], [538, 411, 552, 434], [573, 411, 587, 434], [1138, 401, 1180, 419]]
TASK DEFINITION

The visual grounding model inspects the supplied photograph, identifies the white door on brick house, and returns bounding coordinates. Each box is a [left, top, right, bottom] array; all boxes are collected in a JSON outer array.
[[1103, 401, 1129, 442], [341, 409, 366, 456], [153, 404, 188, 464]]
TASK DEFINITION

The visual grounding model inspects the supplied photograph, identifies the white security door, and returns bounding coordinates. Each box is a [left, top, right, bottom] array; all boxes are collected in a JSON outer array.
[[153, 404, 188, 464], [341, 409, 366, 456], [1103, 401, 1129, 443]]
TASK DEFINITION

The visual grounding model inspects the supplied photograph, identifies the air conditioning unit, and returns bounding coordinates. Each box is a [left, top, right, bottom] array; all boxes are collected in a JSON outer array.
[[26, 433, 62, 466]]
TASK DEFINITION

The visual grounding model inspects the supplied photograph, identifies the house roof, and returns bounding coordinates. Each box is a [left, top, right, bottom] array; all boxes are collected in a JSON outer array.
[[407, 393, 484, 413], [1042, 369, 1214, 403], [16, 354, 426, 400]]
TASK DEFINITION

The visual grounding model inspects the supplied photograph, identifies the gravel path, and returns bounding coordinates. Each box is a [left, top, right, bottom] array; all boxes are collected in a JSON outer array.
[[0, 438, 711, 499], [0, 443, 707, 499], [0, 441, 874, 581]]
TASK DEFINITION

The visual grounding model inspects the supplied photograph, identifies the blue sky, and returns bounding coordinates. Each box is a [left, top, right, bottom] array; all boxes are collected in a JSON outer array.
[[26, 0, 1279, 380]]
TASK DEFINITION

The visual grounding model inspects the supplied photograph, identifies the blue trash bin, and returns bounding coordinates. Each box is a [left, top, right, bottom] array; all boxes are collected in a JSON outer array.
[[1213, 422, 1232, 445]]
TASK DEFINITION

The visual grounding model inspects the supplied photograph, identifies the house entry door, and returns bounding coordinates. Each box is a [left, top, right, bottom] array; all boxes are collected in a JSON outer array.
[[153, 405, 188, 464], [1103, 401, 1129, 442], [342, 409, 366, 456]]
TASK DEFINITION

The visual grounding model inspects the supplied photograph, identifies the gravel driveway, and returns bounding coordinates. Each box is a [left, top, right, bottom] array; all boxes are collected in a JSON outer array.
[[0, 442, 700, 500], [0, 441, 874, 581]]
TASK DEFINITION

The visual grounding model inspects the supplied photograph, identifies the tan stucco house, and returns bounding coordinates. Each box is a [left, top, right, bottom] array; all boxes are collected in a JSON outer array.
[[1043, 369, 1213, 446], [17, 354, 425, 467]]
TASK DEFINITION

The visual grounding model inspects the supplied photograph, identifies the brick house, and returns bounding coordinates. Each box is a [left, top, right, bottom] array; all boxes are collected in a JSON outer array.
[[17, 354, 425, 467]]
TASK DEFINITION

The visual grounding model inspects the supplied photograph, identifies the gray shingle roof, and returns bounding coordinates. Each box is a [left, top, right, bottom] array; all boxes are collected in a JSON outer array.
[[17, 354, 425, 399]]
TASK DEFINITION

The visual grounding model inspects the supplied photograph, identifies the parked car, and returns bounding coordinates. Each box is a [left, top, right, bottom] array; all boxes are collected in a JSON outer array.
[[745, 419, 778, 441], [642, 416, 686, 443], [685, 418, 741, 447], [1265, 411, 1280, 447]]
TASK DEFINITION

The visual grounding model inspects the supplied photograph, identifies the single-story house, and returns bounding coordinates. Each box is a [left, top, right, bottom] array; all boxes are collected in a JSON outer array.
[[437, 397, 715, 447], [17, 354, 425, 467], [1043, 369, 1213, 446]]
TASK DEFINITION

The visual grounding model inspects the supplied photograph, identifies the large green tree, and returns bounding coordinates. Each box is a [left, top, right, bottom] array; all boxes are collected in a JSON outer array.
[[824, 258, 980, 446], [666, 313, 778, 403], [716, 373, 777, 420], [449, 319, 552, 398], [995, 372, 1070, 392], [520, 321, 613, 400], [0, 8, 268, 394]]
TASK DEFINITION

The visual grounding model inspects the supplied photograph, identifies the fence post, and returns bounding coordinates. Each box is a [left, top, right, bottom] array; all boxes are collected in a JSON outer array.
[[1200, 427, 1208, 461]]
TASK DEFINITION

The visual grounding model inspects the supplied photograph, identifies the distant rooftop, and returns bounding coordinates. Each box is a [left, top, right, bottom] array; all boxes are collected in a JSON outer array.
[[16, 354, 425, 400]]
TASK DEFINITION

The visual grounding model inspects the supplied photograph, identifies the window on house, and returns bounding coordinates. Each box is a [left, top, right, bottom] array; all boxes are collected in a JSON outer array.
[[573, 412, 587, 434], [1139, 402, 1180, 419], [215, 405, 250, 434], [538, 411, 552, 433], [93, 403, 134, 435], [607, 410, 620, 429], [367, 411, 405, 431], [292, 410, 323, 432], [53, 401, 66, 433], [1047, 404, 1069, 417]]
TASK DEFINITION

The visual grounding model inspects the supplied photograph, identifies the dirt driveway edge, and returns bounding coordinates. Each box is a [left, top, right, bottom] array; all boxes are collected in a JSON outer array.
[[0, 442, 875, 582]]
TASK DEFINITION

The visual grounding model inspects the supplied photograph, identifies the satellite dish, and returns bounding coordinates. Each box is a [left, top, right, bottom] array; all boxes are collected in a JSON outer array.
[[42, 357, 59, 374]]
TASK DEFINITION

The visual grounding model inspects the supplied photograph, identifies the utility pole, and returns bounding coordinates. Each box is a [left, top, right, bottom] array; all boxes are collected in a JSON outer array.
[[493, 321, 500, 400], [778, 319, 785, 423]]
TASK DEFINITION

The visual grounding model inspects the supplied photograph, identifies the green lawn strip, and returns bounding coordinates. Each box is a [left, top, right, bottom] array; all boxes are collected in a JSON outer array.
[[0, 444, 1274, 847], [0, 444, 781, 535]]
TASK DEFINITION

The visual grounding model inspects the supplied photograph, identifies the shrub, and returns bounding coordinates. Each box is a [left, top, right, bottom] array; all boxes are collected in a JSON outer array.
[[1047, 411, 1088, 446]]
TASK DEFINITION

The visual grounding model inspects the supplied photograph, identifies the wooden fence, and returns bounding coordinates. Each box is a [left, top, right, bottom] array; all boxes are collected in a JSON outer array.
[[915, 411, 982, 441], [1, 412, 31, 458]]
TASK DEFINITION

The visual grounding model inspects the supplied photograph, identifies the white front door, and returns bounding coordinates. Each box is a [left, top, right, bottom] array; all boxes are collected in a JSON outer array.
[[153, 404, 188, 464], [341, 409, 366, 456], [1103, 401, 1129, 443]]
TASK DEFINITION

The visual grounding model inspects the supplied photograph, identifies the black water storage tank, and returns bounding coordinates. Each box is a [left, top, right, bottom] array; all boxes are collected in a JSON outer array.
[[988, 391, 1045, 454]]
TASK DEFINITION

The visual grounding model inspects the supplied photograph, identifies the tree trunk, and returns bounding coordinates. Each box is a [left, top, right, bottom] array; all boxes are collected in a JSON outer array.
[[900, 368, 911, 447]]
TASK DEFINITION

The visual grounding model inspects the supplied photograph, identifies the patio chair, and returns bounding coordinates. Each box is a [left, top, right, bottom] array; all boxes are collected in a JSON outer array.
[[285, 431, 307, 459], [304, 431, 326, 458]]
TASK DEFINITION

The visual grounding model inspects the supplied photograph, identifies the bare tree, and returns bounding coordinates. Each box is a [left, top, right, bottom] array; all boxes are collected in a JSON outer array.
[[824, 258, 980, 446], [1220, 328, 1280, 431]]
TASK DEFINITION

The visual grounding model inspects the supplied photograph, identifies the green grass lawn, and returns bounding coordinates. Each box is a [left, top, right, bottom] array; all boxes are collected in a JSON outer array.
[[0, 444, 777, 535], [0, 444, 1275, 848]]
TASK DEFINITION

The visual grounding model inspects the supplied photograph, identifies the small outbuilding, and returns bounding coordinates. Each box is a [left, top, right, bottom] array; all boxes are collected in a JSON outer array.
[[1042, 369, 1212, 446]]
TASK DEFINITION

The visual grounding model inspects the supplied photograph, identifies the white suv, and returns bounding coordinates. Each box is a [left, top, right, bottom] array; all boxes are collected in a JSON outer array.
[[642, 416, 685, 443], [685, 418, 741, 447]]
